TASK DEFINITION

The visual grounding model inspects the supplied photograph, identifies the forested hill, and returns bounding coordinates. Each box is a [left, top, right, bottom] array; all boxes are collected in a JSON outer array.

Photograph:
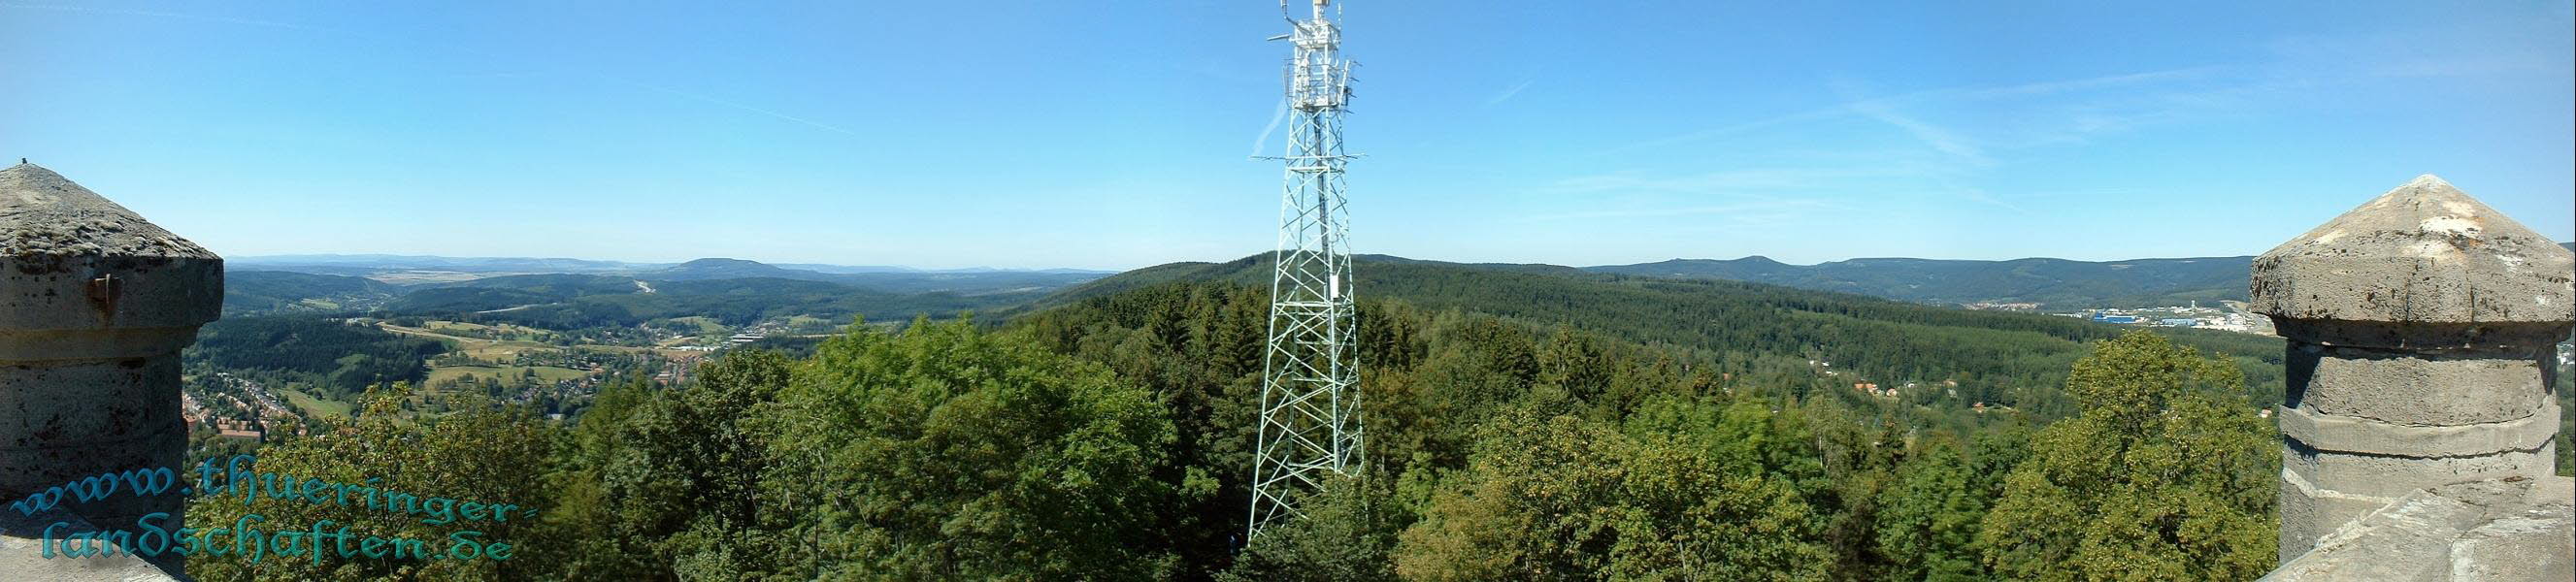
[[222, 270, 401, 315], [233, 254, 1111, 295], [1021, 253, 2285, 417], [383, 274, 1036, 328], [1584, 242, 2570, 309], [1042, 251, 2282, 312], [222, 256, 1116, 321], [1583, 255, 2254, 309]]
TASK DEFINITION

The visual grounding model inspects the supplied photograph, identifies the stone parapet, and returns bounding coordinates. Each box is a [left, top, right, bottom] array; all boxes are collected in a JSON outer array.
[[2263, 477, 2575, 582], [0, 163, 218, 579], [2253, 174, 2574, 573], [2286, 343, 2551, 425], [2276, 404, 2558, 459], [0, 503, 180, 582]]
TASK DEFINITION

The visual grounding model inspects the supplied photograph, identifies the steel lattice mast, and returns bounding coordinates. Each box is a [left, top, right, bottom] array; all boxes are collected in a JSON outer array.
[[1247, 0, 1360, 539]]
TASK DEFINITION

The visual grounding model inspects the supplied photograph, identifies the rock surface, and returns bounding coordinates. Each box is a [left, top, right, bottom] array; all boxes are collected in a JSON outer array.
[[0, 163, 214, 580], [1, 163, 216, 261], [0, 507, 180, 582], [2251, 175, 2573, 334], [2257, 174, 2574, 579], [2263, 477, 2575, 582]]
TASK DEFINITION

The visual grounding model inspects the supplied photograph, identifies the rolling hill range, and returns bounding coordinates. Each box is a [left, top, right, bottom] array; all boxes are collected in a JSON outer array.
[[1583, 255, 2252, 309], [416, 275, 1032, 329], [222, 270, 404, 315], [1017, 253, 2288, 418], [638, 258, 1114, 294], [231, 255, 1112, 297], [228, 253, 643, 274], [235, 245, 2576, 314], [221, 256, 1114, 319], [215, 269, 1048, 327], [1581, 242, 2574, 309]]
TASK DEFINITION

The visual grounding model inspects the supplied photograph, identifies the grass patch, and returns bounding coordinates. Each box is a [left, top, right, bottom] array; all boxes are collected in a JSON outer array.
[[276, 386, 353, 419], [427, 365, 592, 385], [424, 320, 557, 340], [667, 316, 729, 334], [461, 342, 557, 361]]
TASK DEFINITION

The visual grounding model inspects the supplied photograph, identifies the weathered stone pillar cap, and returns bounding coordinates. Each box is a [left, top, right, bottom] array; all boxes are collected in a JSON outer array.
[[0, 162, 222, 332], [2250, 175, 2573, 326]]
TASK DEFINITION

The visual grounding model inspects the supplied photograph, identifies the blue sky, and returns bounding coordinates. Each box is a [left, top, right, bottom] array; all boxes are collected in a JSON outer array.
[[5, 1, 2569, 270]]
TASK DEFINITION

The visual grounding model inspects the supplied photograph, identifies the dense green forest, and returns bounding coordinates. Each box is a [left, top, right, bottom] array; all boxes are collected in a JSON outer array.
[[643, 257, 1113, 294], [1028, 254, 2286, 418], [188, 279, 2294, 581], [184, 316, 449, 397], [177, 252, 2565, 581], [222, 270, 401, 315]]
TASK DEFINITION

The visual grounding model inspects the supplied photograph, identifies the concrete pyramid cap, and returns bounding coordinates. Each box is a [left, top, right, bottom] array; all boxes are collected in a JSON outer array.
[[1, 163, 216, 260], [2251, 175, 2574, 325]]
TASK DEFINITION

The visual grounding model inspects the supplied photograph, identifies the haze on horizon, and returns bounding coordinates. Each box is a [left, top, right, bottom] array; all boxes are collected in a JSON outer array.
[[4, 1, 2570, 272]]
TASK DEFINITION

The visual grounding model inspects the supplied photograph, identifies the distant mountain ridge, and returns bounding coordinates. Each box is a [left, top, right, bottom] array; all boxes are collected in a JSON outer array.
[[221, 256, 1115, 316], [229, 255, 1114, 298], [651, 258, 808, 280], [230, 253, 1115, 275], [230, 254, 644, 274], [1036, 251, 2267, 312], [1583, 255, 2256, 309], [222, 270, 402, 315], [1584, 242, 2570, 309], [1015, 252, 2287, 416], [227, 244, 2572, 315], [372, 272, 1038, 329]]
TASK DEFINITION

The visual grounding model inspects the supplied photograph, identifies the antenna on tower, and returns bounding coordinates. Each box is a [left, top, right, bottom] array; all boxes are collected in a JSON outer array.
[[1246, 0, 1362, 540]]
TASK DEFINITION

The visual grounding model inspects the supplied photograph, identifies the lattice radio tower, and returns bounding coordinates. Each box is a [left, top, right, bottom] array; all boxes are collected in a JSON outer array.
[[1247, 0, 1361, 539]]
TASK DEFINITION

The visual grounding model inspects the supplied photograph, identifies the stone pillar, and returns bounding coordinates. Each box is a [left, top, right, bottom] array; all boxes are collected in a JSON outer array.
[[0, 163, 220, 575], [2252, 175, 2573, 564]]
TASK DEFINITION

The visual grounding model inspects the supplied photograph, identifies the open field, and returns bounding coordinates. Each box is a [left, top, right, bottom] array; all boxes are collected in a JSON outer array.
[[782, 314, 843, 334], [380, 321, 562, 359], [276, 385, 353, 419], [360, 270, 501, 284], [381, 319, 708, 365], [427, 365, 593, 385], [666, 316, 728, 334], [423, 319, 559, 340]]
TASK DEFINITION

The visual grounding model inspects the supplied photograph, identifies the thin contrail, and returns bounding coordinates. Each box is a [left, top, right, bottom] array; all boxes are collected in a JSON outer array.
[[1592, 65, 2224, 157], [1485, 78, 1536, 106], [1249, 97, 1287, 157]]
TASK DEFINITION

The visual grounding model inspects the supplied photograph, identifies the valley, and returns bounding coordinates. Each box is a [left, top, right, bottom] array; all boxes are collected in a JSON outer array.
[[172, 248, 2567, 580], [189, 250, 2305, 445]]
